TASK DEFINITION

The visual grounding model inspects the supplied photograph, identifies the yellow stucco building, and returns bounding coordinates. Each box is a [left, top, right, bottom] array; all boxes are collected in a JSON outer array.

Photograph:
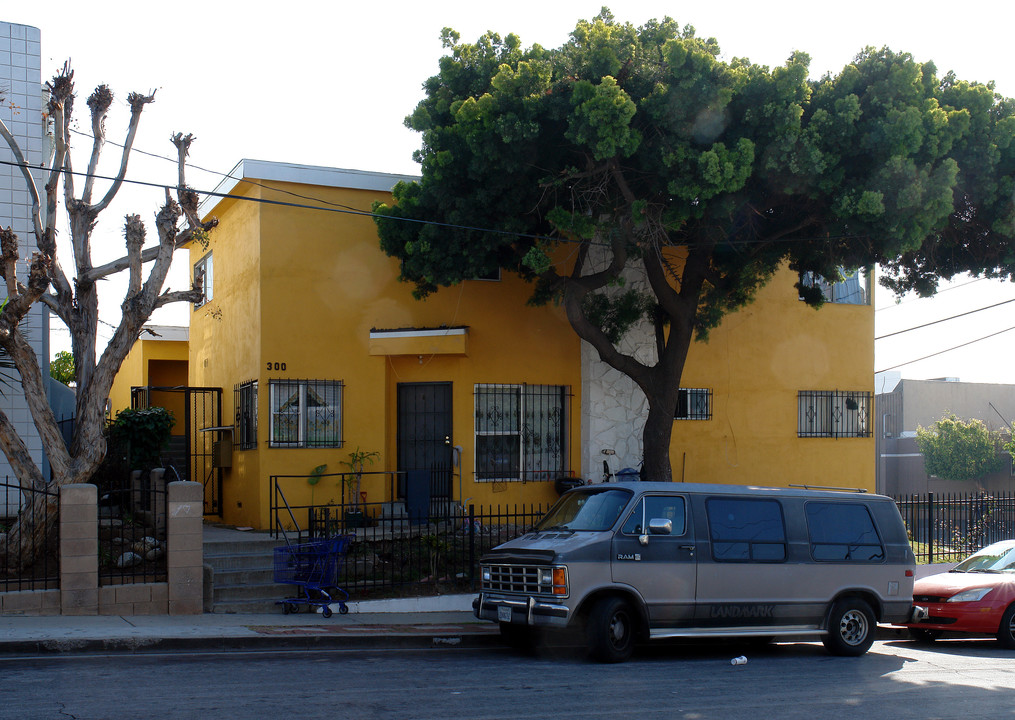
[[111, 160, 876, 529]]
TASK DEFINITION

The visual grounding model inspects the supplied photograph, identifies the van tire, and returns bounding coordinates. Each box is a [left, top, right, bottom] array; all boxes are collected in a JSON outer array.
[[587, 597, 636, 663], [823, 598, 876, 656], [997, 604, 1015, 649]]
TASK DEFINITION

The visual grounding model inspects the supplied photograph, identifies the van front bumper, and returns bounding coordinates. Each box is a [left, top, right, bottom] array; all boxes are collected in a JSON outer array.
[[474, 592, 571, 629]]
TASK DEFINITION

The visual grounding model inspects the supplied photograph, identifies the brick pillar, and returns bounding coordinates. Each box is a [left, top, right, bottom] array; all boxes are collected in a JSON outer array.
[[59, 483, 98, 615], [167, 481, 203, 615]]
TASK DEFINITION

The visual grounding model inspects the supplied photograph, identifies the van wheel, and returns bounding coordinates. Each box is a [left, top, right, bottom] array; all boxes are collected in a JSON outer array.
[[587, 597, 636, 663], [823, 598, 875, 656], [997, 604, 1015, 649]]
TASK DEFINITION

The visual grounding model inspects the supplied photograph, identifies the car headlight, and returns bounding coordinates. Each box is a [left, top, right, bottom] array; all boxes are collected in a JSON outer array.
[[482, 568, 491, 583], [947, 587, 992, 603]]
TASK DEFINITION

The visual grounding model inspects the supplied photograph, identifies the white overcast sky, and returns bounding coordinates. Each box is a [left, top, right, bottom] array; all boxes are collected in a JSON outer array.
[[7, 0, 1015, 384]]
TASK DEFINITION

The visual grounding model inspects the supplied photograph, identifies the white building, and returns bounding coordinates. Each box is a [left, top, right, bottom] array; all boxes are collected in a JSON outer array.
[[0, 21, 53, 483]]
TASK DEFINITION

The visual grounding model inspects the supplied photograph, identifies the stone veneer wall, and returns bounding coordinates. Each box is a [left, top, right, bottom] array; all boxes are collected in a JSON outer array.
[[0, 481, 204, 616], [580, 256, 656, 482]]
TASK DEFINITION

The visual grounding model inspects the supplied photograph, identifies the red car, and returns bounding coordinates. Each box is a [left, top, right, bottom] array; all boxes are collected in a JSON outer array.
[[905, 539, 1015, 647]]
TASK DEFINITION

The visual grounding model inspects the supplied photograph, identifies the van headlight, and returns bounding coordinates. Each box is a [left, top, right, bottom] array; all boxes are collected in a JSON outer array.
[[538, 566, 568, 596], [482, 567, 491, 583]]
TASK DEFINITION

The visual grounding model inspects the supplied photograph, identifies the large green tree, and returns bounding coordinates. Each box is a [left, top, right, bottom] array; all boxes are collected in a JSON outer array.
[[373, 10, 1015, 481], [916, 415, 1006, 484]]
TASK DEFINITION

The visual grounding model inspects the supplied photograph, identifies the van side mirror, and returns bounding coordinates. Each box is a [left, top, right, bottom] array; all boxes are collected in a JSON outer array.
[[648, 518, 672, 535]]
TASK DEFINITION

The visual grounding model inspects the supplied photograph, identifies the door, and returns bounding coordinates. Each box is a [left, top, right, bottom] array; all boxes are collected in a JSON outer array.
[[396, 383, 453, 513], [611, 494, 696, 626]]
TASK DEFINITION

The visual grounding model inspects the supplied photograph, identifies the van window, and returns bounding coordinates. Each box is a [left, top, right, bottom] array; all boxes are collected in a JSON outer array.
[[806, 502, 885, 561], [621, 496, 686, 535], [536, 488, 632, 532], [706, 498, 786, 562]]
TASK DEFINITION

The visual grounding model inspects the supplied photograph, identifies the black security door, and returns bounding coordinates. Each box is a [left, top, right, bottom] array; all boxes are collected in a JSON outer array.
[[397, 383, 453, 513]]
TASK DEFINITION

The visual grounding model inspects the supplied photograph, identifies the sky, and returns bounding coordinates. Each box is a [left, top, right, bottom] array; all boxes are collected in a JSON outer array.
[[7, 0, 1015, 385]]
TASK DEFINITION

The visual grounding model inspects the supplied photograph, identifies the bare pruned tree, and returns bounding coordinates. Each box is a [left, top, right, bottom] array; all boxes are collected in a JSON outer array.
[[0, 62, 217, 569]]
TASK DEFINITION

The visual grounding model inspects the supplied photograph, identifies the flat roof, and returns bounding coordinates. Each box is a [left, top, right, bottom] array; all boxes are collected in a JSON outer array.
[[198, 159, 419, 216]]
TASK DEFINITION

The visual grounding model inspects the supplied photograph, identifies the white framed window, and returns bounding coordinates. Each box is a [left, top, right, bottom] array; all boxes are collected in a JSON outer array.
[[194, 252, 213, 308], [269, 379, 343, 448], [474, 384, 568, 482]]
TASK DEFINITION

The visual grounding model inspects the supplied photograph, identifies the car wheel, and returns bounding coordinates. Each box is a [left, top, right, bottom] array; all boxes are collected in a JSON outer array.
[[908, 628, 942, 643], [822, 598, 876, 656], [587, 597, 637, 663], [997, 604, 1015, 649]]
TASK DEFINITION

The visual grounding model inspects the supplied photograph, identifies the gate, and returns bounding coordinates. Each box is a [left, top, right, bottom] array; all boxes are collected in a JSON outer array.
[[131, 386, 223, 516]]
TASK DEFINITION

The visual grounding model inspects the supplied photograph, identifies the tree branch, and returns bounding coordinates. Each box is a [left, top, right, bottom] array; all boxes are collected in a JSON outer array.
[[92, 91, 155, 214]]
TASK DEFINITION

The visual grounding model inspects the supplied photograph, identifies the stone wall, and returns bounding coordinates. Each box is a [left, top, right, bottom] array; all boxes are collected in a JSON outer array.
[[580, 255, 655, 481], [0, 481, 203, 616]]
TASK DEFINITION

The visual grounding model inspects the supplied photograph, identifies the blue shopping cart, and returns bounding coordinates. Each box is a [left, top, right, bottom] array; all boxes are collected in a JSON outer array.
[[274, 535, 353, 617]]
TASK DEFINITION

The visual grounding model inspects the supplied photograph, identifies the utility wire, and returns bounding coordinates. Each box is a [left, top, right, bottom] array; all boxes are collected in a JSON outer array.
[[874, 276, 985, 311], [875, 325, 1015, 372], [875, 297, 1015, 340]]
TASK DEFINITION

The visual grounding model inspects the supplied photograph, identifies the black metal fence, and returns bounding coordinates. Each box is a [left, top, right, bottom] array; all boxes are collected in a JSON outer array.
[[0, 479, 59, 591], [98, 470, 169, 586], [282, 499, 547, 597], [894, 491, 1015, 563]]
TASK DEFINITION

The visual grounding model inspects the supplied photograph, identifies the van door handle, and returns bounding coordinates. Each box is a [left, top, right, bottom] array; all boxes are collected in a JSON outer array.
[[678, 544, 695, 551]]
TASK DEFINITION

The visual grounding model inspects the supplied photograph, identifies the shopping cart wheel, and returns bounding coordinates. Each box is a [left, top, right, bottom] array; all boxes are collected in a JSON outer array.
[[339, 604, 349, 615], [322, 606, 333, 618]]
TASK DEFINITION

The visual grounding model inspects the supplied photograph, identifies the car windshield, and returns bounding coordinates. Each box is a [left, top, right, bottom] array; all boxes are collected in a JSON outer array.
[[952, 542, 1015, 573], [536, 488, 633, 532]]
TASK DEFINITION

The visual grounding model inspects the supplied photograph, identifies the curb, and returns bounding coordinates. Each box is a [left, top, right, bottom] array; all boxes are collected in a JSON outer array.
[[0, 627, 502, 656]]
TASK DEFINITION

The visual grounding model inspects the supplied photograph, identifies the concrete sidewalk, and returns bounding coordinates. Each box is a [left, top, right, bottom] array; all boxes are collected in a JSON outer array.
[[0, 594, 499, 655], [0, 564, 954, 656]]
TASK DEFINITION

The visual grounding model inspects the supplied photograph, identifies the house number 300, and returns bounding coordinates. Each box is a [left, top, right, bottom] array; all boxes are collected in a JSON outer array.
[[267, 362, 287, 371]]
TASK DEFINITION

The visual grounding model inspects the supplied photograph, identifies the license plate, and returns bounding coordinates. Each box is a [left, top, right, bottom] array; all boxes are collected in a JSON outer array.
[[498, 606, 512, 623]]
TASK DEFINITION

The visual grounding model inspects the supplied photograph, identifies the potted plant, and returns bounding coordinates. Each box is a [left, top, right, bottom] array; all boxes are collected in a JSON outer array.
[[340, 448, 379, 528]]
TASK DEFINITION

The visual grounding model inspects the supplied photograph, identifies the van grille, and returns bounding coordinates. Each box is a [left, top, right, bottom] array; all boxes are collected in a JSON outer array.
[[483, 564, 543, 595]]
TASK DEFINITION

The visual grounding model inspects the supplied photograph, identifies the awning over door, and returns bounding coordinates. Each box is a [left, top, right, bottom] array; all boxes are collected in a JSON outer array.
[[368, 326, 468, 356]]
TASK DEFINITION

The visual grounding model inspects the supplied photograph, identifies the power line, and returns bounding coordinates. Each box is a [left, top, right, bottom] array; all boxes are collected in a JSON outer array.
[[875, 297, 1015, 340], [874, 276, 986, 311], [0, 155, 871, 251], [875, 325, 1015, 373]]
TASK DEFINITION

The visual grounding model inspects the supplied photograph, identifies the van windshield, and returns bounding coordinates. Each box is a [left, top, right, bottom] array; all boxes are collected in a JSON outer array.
[[536, 488, 633, 532]]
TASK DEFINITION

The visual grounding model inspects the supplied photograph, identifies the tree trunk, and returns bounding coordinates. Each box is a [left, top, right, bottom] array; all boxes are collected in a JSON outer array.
[[1, 490, 57, 574]]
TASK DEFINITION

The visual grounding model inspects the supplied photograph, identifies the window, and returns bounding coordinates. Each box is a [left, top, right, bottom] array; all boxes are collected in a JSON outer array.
[[474, 384, 569, 482], [706, 497, 786, 562], [675, 388, 711, 420], [798, 390, 871, 438], [194, 252, 213, 308], [621, 495, 686, 536], [234, 381, 257, 450], [806, 502, 884, 562], [799, 268, 870, 305], [269, 379, 343, 448]]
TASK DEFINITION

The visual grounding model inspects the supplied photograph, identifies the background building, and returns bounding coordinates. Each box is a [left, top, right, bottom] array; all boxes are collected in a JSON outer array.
[[876, 375, 1015, 495], [0, 22, 58, 483]]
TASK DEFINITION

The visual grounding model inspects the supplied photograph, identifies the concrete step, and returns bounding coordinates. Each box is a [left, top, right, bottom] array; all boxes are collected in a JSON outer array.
[[213, 581, 297, 602], [210, 597, 288, 614], [211, 567, 276, 587], [204, 551, 279, 572]]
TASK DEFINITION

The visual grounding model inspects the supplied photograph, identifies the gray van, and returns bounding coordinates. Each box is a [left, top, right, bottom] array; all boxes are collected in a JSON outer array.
[[474, 482, 916, 662]]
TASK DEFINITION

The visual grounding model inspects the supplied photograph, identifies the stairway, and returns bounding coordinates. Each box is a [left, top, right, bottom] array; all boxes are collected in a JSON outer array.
[[203, 526, 290, 614]]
